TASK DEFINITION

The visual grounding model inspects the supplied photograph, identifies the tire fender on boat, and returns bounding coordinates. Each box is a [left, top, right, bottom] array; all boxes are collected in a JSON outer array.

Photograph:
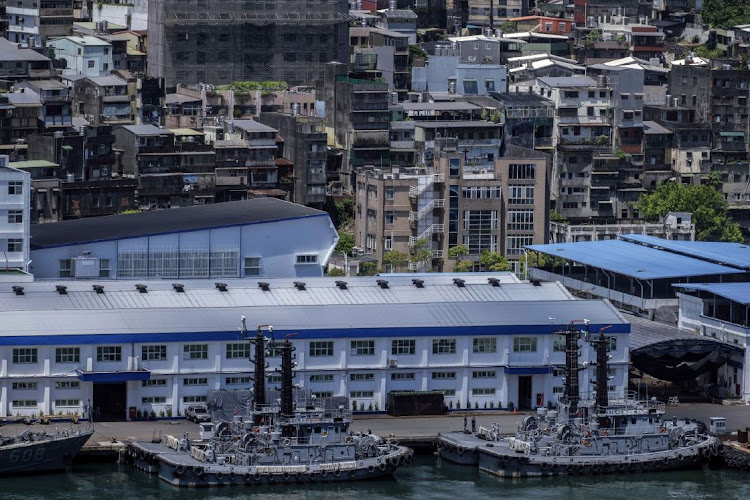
[[471, 449, 479, 458], [193, 466, 205, 477], [215, 472, 224, 481], [253, 472, 262, 482], [551, 463, 559, 473], [389, 457, 400, 467], [282, 472, 291, 481], [457, 446, 465, 456], [228, 469, 235, 481], [379, 462, 386, 472], [174, 465, 186, 476], [244, 472, 253, 483], [367, 465, 376, 474]]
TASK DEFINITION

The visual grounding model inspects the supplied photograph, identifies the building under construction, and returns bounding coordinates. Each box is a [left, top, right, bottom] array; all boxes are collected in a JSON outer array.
[[147, 0, 351, 89]]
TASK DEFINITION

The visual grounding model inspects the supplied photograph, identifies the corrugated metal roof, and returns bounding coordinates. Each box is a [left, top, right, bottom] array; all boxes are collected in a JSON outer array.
[[0, 299, 628, 338], [0, 275, 572, 312], [673, 283, 750, 305], [619, 234, 750, 270], [626, 313, 739, 351], [526, 240, 747, 280]]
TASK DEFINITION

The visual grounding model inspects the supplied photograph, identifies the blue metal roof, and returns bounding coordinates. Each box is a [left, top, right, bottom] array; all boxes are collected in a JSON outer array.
[[673, 282, 750, 305], [526, 240, 746, 280], [619, 234, 750, 270]]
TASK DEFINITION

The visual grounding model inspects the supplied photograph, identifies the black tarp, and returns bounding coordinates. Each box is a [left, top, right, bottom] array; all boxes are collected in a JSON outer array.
[[386, 391, 445, 417]]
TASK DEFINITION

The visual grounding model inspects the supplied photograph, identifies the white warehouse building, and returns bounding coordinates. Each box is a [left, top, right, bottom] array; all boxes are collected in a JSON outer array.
[[29, 198, 338, 280], [0, 274, 630, 419]]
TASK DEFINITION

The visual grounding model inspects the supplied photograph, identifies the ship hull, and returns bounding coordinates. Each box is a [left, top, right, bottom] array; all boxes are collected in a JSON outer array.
[[0, 431, 92, 475]]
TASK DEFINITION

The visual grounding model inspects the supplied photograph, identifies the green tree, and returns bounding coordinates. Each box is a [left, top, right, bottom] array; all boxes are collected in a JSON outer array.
[[636, 176, 744, 242], [500, 21, 516, 34], [700, 0, 750, 29], [383, 250, 409, 272], [327, 267, 346, 277], [583, 29, 601, 61], [454, 260, 475, 272], [408, 44, 428, 60], [615, 34, 628, 46], [335, 231, 355, 256], [479, 251, 511, 272], [695, 44, 724, 59], [448, 244, 469, 261], [357, 261, 380, 276], [334, 198, 354, 227], [410, 238, 433, 270], [550, 209, 566, 223]]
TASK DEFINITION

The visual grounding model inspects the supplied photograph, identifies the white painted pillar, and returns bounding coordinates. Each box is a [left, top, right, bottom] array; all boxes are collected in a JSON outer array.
[[743, 343, 750, 402]]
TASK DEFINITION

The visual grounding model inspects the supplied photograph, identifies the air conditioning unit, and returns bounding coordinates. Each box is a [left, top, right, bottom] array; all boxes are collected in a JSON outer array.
[[72, 255, 100, 278], [388, 358, 398, 368]]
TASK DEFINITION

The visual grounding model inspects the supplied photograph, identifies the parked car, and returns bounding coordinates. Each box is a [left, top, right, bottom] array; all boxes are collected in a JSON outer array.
[[185, 404, 211, 423]]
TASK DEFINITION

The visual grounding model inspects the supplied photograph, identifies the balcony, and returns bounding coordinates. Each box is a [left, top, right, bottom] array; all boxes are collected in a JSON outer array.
[[408, 224, 444, 247], [409, 198, 445, 222], [534, 137, 554, 148], [44, 115, 72, 127], [215, 176, 247, 186], [390, 140, 415, 150], [558, 137, 612, 152], [556, 115, 611, 125], [41, 94, 71, 103], [458, 138, 502, 147], [102, 94, 131, 103]]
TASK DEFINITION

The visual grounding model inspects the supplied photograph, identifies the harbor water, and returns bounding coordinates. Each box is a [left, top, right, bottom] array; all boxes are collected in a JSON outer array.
[[3, 456, 748, 500]]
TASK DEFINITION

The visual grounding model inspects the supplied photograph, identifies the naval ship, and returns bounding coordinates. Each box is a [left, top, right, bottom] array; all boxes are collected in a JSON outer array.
[[438, 320, 721, 477], [0, 425, 93, 475], [128, 320, 414, 487]]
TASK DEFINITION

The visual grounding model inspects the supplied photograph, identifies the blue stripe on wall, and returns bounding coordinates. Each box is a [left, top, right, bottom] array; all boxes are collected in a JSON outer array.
[[0, 324, 630, 346], [504, 366, 554, 375]]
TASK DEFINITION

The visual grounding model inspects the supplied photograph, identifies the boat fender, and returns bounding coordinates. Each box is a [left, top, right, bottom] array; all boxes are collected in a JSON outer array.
[[567, 464, 575, 474], [653, 460, 661, 469], [215, 472, 224, 481], [348, 470, 357, 478], [540, 462, 549, 471], [334, 470, 342, 478], [677, 453, 684, 461], [228, 469, 235, 481], [662, 457, 670, 465], [253, 472, 262, 482], [308, 472, 317, 482], [282, 472, 291, 481], [244, 472, 253, 483], [283, 438, 291, 446], [471, 450, 479, 459], [551, 463, 559, 473], [389, 457, 400, 467], [267, 473, 275, 482], [617, 463, 626, 472], [320, 469, 328, 478], [379, 463, 386, 472], [174, 465, 186, 476], [576, 464, 584, 473], [296, 472, 304, 481], [590, 464, 599, 473], [457, 446, 465, 456], [193, 466, 205, 477], [367, 465, 376, 474], [702, 447, 711, 458], [710, 444, 719, 457]]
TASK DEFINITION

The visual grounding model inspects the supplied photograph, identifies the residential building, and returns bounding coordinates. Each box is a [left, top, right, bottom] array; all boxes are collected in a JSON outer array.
[[0, 274, 633, 417], [6, 0, 74, 47], [0, 155, 31, 274], [147, 0, 350, 88], [71, 75, 134, 126], [492, 91, 554, 151], [47, 35, 113, 76], [411, 46, 509, 96], [506, 54, 585, 87], [549, 212, 695, 243], [509, 16, 574, 36], [2, 92, 42, 141], [503, 32, 571, 58], [28, 197, 339, 280], [0, 37, 55, 89], [350, 27, 411, 98], [15, 79, 73, 131], [376, 7, 418, 44], [466, 0, 525, 26]]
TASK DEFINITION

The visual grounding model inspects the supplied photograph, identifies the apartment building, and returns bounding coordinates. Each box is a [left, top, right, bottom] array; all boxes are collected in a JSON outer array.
[[0, 155, 31, 274], [6, 0, 73, 47], [47, 36, 113, 76], [355, 138, 547, 273]]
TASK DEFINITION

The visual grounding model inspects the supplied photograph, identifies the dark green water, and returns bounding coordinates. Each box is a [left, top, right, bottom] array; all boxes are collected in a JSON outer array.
[[3, 457, 748, 500]]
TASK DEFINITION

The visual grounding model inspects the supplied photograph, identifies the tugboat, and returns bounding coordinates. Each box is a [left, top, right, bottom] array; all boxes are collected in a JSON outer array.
[[0, 425, 93, 475], [438, 320, 721, 477], [128, 320, 414, 487]]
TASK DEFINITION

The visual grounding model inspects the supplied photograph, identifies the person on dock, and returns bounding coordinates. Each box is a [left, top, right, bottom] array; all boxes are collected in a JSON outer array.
[[464, 416, 468, 430], [471, 416, 476, 433]]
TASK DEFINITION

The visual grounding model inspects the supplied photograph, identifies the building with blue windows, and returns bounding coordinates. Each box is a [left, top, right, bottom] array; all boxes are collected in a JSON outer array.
[[0, 274, 630, 419], [29, 197, 338, 280]]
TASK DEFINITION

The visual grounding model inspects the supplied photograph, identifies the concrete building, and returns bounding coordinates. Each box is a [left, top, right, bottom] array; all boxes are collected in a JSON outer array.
[[0, 274, 631, 418], [0, 155, 31, 275], [411, 51, 508, 95], [28, 197, 338, 280], [147, 0, 350, 88], [47, 35, 113, 76], [355, 139, 548, 273], [466, 0, 526, 26], [0, 37, 55, 89], [509, 16, 574, 36], [71, 75, 134, 126], [549, 212, 695, 243], [15, 79, 73, 131], [1, 92, 42, 142], [6, 0, 73, 47]]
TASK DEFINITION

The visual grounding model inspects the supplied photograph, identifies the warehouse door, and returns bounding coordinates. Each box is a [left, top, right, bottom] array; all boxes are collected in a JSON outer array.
[[518, 376, 533, 410], [93, 382, 127, 421]]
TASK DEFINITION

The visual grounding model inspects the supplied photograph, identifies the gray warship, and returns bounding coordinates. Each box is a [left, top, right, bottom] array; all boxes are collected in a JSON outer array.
[[128, 321, 414, 487], [0, 425, 93, 475], [438, 320, 721, 477]]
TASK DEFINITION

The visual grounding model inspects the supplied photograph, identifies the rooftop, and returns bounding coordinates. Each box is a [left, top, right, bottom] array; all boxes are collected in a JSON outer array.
[[85, 75, 128, 87], [414, 120, 502, 129], [120, 124, 174, 136], [620, 234, 750, 270], [673, 283, 750, 305], [30, 198, 326, 249], [643, 120, 673, 135], [50, 35, 111, 47], [526, 239, 747, 280], [233, 120, 278, 134], [9, 160, 58, 169], [537, 76, 598, 88], [0, 38, 51, 62], [401, 101, 482, 111], [490, 91, 554, 106]]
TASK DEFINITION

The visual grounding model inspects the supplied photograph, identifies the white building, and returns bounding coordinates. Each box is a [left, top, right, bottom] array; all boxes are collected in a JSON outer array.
[[29, 198, 338, 280], [0, 156, 31, 276], [47, 36, 114, 76], [0, 274, 631, 419]]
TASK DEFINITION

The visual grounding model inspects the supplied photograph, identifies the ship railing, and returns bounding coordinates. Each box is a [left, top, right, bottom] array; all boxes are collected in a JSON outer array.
[[319, 460, 358, 471], [165, 434, 180, 450]]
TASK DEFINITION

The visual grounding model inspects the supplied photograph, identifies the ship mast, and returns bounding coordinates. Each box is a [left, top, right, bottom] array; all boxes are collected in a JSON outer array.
[[589, 326, 613, 414], [561, 320, 587, 418], [271, 334, 296, 419], [246, 321, 269, 423]]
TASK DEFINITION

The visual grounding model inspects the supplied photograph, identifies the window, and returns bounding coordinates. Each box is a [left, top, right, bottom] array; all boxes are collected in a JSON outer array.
[[350, 373, 374, 381], [513, 337, 537, 352], [97, 346, 121, 362], [226, 343, 251, 359], [310, 374, 334, 382], [13, 348, 37, 364], [391, 372, 415, 380], [55, 380, 80, 390], [485, 79, 495, 92], [55, 399, 80, 407], [351, 340, 375, 356], [507, 210, 534, 231], [56, 347, 79, 363], [12, 400, 37, 408], [183, 395, 206, 403], [309, 341, 334, 356], [12, 382, 37, 390], [87, 60, 95, 68], [553, 335, 566, 352], [449, 158, 460, 177], [385, 187, 394, 200], [508, 185, 535, 205], [507, 235, 534, 256], [7, 239, 22, 252], [225, 376, 252, 385], [609, 337, 617, 351], [384, 236, 393, 251], [350, 391, 374, 398], [244, 257, 262, 276], [473, 338, 496, 353], [392, 339, 416, 355], [385, 211, 394, 225], [431, 371, 456, 379], [463, 210, 498, 254], [508, 164, 535, 180], [99, 259, 110, 278], [472, 388, 496, 395], [296, 254, 318, 264], [472, 370, 496, 379], [553, 386, 565, 394], [142, 379, 167, 387], [438, 389, 456, 396], [8, 181, 22, 195], [142, 396, 167, 404], [59, 259, 72, 278], [183, 344, 208, 360], [267, 374, 282, 384], [141, 345, 167, 361], [432, 339, 456, 354], [184, 377, 208, 386], [8, 210, 22, 224], [313, 391, 333, 398]]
